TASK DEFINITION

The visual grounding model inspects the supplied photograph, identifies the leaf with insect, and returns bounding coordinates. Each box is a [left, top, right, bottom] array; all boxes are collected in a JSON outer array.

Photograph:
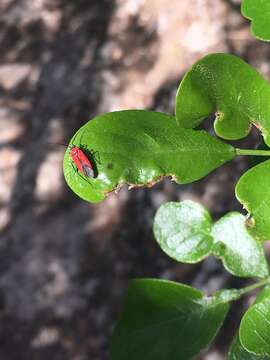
[[63, 110, 235, 203]]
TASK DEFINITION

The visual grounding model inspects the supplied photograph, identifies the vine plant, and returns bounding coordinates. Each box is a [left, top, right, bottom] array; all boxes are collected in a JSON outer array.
[[63, 2, 270, 359]]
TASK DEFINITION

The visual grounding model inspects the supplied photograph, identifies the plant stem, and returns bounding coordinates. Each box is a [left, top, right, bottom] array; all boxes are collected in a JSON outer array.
[[237, 277, 270, 297], [236, 148, 270, 157], [213, 277, 270, 303]]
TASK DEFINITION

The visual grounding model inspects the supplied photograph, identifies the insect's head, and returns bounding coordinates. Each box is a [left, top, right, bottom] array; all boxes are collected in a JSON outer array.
[[70, 146, 79, 156]]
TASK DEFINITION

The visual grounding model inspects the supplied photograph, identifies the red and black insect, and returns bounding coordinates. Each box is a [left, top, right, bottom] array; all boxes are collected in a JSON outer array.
[[70, 145, 95, 179], [52, 130, 98, 181], [65, 129, 99, 181]]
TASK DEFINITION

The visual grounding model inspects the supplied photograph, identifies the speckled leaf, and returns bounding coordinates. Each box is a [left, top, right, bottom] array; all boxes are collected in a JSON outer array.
[[153, 200, 213, 263], [175, 53, 270, 146], [110, 279, 229, 360], [242, 0, 270, 41], [63, 110, 235, 203], [212, 212, 269, 278], [236, 160, 270, 241], [229, 334, 270, 360], [239, 287, 270, 356], [154, 200, 267, 278]]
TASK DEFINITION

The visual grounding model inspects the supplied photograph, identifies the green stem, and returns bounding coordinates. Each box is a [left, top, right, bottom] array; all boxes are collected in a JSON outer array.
[[238, 277, 270, 297], [236, 148, 270, 157], [213, 277, 270, 303]]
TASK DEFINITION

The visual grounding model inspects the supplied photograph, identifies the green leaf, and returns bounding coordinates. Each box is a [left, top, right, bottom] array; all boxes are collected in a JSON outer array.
[[239, 286, 270, 356], [175, 53, 270, 146], [110, 279, 229, 360], [153, 199, 268, 278], [153, 200, 213, 263], [242, 0, 270, 42], [212, 212, 269, 278], [236, 160, 270, 240], [63, 110, 235, 203], [229, 333, 270, 360]]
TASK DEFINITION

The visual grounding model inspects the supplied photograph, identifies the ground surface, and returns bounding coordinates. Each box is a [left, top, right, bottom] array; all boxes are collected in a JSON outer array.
[[0, 0, 269, 359]]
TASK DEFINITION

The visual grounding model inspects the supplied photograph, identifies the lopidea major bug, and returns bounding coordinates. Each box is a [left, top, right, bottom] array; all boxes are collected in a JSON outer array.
[[55, 129, 98, 182], [69, 129, 99, 182], [70, 145, 95, 179]]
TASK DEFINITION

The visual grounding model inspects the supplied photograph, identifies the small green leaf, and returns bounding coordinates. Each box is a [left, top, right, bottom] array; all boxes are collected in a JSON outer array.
[[110, 279, 229, 360], [153, 200, 213, 263], [236, 160, 270, 241], [242, 0, 270, 41], [175, 53, 270, 146], [229, 334, 270, 360], [63, 110, 235, 203], [239, 286, 270, 356], [212, 212, 269, 278], [154, 200, 267, 278]]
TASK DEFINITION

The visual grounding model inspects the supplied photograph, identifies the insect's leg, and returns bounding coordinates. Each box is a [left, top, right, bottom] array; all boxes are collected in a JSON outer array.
[[89, 149, 101, 164], [71, 162, 78, 173], [77, 172, 93, 186], [71, 162, 93, 186]]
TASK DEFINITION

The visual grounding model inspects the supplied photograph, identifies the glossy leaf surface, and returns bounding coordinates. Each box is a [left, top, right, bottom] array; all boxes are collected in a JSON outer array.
[[110, 279, 229, 360], [63, 110, 235, 203], [229, 334, 270, 360], [153, 200, 213, 263], [175, 53, 270, 146], [212, 212, 269, 278], [242, 0, 270, 41], [154, 200, 268, 278], [236, 160, 270, 240], [240, 287, 270, 356]]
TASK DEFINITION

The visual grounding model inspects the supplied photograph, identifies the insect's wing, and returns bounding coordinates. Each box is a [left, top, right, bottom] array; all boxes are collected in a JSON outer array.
[[82, 164, 95, 178]]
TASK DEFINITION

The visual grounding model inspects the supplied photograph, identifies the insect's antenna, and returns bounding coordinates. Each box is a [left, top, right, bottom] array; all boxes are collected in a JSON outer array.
[[78, 130, 84, 145], [47, 142, 68, 147], [47, 141, 73, 151], [70, 128, 83, 146]]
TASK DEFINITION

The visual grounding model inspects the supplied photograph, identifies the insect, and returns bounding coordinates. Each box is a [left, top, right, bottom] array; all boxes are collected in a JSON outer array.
[[70, 145, 95, 179], [65, 128, 99, 181], [51, 130, 98, 181]]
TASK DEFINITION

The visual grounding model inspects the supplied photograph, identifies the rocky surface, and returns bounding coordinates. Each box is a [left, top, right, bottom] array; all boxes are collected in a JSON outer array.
[[0, 0, 269, 359]]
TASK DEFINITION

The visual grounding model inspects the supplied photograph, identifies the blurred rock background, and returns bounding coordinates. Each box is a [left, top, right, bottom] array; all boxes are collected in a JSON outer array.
[[0, 0, 269, 359]]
